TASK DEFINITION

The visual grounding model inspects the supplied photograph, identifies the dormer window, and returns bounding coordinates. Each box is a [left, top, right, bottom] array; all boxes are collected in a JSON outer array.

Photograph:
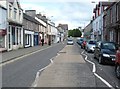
[[14, 8, 17, 19]]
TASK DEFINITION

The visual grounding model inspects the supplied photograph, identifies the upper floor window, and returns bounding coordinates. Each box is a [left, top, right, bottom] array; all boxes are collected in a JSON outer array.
[[14, 8, 17, 19], [9, 5, 12, 18], [96, 22, 98, 31], [19, 10, 21, 21], [116, 4, 119, 21], [110, 9, 113, 23]]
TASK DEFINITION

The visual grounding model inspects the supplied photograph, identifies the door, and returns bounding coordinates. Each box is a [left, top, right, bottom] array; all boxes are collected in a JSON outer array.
[[8, 26, 12, 51]]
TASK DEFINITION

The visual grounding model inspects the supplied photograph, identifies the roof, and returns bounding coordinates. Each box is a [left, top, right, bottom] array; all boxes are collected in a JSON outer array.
[[23, 13, 40, 24], [58, 24, 68, 30], [8, 0, 22, 9], [98, 2, 113, 7]]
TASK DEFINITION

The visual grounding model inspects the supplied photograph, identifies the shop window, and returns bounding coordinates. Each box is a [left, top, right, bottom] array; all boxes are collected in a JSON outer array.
[[12, 27, 15, 45]]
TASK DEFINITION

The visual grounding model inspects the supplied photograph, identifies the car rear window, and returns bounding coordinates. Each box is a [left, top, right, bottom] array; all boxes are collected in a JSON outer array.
[[89, 41, 96, 44], [80, 39, 83, 41], [102, 43, 116, 50], [68, 39, 73, 41]]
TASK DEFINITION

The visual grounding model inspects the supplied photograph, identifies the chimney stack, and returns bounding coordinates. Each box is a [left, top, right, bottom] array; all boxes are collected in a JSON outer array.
[[25, 10, 36, 17]]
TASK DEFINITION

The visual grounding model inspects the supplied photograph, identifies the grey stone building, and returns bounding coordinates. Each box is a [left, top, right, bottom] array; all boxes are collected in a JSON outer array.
[[103, 1, 120, 44], [23, 13, 39, 47]]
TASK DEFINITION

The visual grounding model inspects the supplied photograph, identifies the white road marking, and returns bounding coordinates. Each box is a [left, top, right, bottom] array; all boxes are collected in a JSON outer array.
[[81, 50, 114, 89], [94, 73, 113, 88], [50, 59, 53, 64], [0, 43, 60, 67], [32, 49, 62, 87]]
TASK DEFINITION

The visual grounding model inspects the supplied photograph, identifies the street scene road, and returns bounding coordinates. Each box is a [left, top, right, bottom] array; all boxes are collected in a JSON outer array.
[[0, 0, 120, 89], [2, 43, 65, 87], [32, 41, 120, 88], [2, 40, 120, 88], [84, 50, 120, 88]]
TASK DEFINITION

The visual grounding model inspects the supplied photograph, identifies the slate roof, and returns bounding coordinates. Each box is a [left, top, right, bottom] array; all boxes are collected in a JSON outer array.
[[23, 13, 40, 24]]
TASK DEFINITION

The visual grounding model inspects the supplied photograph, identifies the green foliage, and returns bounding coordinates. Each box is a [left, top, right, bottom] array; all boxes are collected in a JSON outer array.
[[68, 28, 82, 37]]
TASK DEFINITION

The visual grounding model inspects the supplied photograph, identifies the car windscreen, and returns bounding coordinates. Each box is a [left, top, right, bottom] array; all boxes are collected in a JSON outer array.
[[102, 43, 116, 50], [80, 39, 83, 41], [88, 41, 96, 45], [68, 39, 73, 41]]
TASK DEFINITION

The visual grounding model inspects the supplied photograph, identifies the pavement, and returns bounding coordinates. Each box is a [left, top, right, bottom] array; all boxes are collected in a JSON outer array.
[[35, 45, 96, 87], [1, 44, 49, 63], [2, 42, 65, 87]]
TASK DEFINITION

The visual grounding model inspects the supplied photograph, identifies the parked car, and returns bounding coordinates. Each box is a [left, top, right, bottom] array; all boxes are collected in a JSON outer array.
[[115, 46, 120, 79], [76, 37, 80, 43], [94, 42, 117, 64], [67, 38, 74, 45], [77, 38, 84, 46], [85, 40, 96, 52]]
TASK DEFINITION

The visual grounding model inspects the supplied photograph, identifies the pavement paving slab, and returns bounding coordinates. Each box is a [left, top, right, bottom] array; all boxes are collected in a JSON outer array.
[[36, 45, 96, 87], [1, 45, 49, 63]]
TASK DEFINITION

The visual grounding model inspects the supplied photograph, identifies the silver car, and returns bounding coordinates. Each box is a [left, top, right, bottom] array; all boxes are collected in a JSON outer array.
[[85, 40, 96, 52], [67, 39, 74, 45]]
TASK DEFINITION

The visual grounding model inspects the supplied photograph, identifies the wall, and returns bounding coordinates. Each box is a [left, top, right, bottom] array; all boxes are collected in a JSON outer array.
[[92, 14, 103, 41], [0, 5, 7, 29], [8, 0, 23, 24]]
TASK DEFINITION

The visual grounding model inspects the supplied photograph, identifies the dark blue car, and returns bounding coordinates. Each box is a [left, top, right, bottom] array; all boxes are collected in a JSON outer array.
[[94, 41, 117, 64]]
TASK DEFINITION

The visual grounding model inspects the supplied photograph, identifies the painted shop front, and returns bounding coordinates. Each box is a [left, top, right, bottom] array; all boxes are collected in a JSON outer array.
[[8, 23, 23, 51], [34, 32, 39, 46], [24, 30, 34, 48]]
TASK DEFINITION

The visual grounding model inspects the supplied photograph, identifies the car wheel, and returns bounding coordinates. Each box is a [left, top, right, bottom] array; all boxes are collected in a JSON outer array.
[[116, 65, 120, 79], [98, 55, 103, 64]]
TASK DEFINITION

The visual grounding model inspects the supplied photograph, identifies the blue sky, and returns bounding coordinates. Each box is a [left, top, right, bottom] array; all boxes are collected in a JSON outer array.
[[20, 0, 108, 29]]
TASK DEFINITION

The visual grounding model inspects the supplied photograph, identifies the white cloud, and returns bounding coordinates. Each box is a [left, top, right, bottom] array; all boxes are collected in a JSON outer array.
[[20, 0, 109, 29]]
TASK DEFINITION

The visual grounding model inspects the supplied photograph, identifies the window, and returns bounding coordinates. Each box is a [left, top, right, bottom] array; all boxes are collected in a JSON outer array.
[[16, 28, 18, 45], [110, 9, 113, 23], [12, 27, 15, 45], [19, 10, 21, 21], [14, 8, 17, 19], [88, 41, 96, 45], [110, 30, 114, 42], [96, 22, 98, 31], [116, 4, 119, 21], [102, 43, 116, 50], [99, 20, 101, 29], [19, 28, 21, 44], [9, 5, 12, 18]]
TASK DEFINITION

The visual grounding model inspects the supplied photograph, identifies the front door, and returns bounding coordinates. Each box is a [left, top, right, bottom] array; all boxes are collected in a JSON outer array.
[[8, 26, 12, 51]]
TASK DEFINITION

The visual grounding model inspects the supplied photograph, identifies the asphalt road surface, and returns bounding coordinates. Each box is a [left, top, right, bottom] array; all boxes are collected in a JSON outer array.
[[2, 40, 120, 88], [77, 43, 120, 89], [2, 43, 65, 87]]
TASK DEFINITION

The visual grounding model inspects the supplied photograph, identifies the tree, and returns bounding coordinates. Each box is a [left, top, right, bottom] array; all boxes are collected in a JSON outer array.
[[68, 28, 82, 37], [68, 30, 73, 37]]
